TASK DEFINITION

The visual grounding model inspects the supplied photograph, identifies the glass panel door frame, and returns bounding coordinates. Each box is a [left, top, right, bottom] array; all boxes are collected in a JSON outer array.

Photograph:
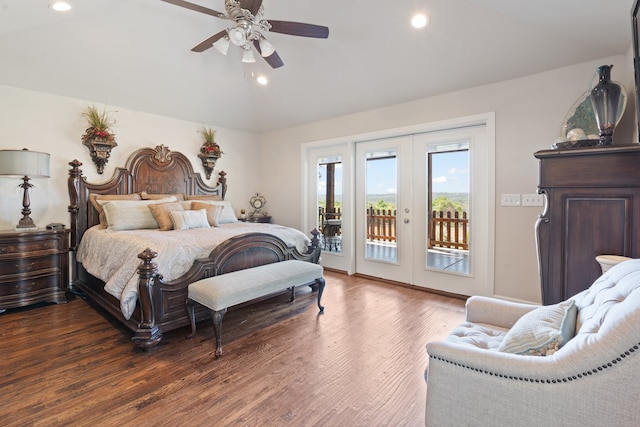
[[302, 141, 353, 273]]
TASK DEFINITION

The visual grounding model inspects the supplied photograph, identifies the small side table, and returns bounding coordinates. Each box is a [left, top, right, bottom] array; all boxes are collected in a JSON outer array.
[[0, 228, 73, 310], [239, 216, 272, 224]]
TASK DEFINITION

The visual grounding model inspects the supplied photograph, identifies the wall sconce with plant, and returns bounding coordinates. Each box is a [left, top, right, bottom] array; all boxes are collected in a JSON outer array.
[[81, 104, 117, 174], [197, 127, 223, 179]]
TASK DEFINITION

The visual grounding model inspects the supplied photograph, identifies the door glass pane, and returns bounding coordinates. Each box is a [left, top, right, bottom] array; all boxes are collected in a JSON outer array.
[[365, 151, 397, 262], [317, 156, 342, 253], [426, 144, 470, 273]]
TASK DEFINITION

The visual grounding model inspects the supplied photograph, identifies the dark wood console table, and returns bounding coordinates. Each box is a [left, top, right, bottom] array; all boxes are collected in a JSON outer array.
[[535, 145, 640, 305]]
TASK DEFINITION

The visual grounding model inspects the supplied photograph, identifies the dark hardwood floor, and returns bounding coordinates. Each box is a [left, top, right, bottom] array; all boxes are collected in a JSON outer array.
[[0, 271, 465, 426]]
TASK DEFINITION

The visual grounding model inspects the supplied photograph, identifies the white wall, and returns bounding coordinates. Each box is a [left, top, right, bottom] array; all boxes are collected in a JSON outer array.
[[1, 53, 636, 305], [259, 54, 636, 304], [0, 85, 261, 231]]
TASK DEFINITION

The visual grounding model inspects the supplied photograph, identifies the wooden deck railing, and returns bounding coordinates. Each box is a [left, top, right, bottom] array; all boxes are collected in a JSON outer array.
[[429, 210, 468, 250], [366, 207, 396, 242], [318, 207, 469, 250]]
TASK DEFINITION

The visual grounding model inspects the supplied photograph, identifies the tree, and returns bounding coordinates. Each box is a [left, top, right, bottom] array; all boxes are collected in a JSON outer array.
[[432, 196, 464, 214]]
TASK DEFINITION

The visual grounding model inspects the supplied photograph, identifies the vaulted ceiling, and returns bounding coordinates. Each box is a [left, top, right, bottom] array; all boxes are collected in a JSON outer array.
[[0, 0, 633, 132]]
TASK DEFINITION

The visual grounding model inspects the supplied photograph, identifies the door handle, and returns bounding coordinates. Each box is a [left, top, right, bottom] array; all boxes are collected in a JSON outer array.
[[404, 218, 410, 224]]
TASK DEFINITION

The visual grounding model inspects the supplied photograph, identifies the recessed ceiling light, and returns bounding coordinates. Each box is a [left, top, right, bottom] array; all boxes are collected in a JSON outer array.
[[256, 75, 268, 85], [51, 2, 72, 12], [411, 13, 429, 29]]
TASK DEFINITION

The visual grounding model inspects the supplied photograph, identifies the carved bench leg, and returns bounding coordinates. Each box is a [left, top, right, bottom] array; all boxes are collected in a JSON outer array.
[[290, 286, 296, 302], [316, 277, 326, 312], [211, 308, 227, 358], [186, 298, 197, 339]]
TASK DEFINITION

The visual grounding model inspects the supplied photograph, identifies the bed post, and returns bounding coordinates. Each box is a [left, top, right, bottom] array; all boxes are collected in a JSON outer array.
[[67, 160, 82, 251], [132, 248, 163, 348]]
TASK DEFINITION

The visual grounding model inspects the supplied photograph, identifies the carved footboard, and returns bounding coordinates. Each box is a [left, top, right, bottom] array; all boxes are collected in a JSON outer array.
[[132, 231, 321, 348]]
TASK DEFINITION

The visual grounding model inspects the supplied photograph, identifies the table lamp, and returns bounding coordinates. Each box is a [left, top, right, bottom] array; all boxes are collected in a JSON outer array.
[[0, 148, 50, 230]]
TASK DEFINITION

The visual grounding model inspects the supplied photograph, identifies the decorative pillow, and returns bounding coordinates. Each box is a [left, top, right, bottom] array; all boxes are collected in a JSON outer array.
[[148, 202, 185, 231], [185, 194, 222, 201], [193, 200, 238, 223], [89, 193, 141, 228], [498, 299, 577, 356], [101, 197, 177, 231], [140, 191, 185, 201], [170, 209, 210, 230], [191, 201, 224, 227]]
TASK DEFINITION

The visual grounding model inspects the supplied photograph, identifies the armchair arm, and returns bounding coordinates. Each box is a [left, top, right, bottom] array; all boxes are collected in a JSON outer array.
[[465, 295, 539, 329], [427, 340, 579, 381]]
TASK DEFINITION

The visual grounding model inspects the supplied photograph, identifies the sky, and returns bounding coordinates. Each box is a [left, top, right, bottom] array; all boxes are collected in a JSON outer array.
[[318, 150, 469, 196]]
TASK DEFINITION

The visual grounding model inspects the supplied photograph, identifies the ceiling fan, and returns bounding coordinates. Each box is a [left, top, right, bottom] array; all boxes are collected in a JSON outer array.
[[161, 0, 329, 68]]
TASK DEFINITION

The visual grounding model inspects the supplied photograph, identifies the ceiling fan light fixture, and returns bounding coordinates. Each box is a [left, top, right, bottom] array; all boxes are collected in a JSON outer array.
[[228, 27, 247, 46], [241, 48, 256, 63], [213, 36, 230, 55], [258, 37, 275, 57]]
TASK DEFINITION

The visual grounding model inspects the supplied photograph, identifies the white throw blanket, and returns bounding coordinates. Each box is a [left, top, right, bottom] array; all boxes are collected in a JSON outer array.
[[77, 223, 311, 319]]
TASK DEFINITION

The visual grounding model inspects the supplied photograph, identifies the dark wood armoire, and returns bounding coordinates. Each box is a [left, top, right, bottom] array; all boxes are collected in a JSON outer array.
[[535, 144, 640, 305]]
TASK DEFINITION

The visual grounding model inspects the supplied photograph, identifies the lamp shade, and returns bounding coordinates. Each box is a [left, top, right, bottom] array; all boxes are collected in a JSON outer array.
[[213, 36, 230, 55], [241, 48, 256, 63], [0, 149, 50, 178], [258, 37, 275, 57]]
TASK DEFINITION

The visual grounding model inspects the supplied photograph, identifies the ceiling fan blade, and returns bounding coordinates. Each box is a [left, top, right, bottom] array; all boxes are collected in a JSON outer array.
[[161, 0, 227, 19], [191, 30, 227, 52], [240, 0, 263, 16], [253, 39, 284, 68], [262, 51, 284, 69], [268, 20, 329, 38]]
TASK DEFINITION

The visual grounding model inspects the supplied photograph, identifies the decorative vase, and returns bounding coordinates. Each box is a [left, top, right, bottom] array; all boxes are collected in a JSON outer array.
[[590, 65, 623, 146]]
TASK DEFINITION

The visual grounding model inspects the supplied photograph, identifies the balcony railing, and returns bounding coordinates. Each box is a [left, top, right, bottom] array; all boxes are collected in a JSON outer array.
[[429, 210, 468, 250], [318, 207, 469, 250], [366, 207, 396, 242]]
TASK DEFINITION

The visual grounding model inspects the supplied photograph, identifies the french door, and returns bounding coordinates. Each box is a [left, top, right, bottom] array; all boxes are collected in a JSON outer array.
[[354, 136, 412, 283], [354, 124, 493, 297]]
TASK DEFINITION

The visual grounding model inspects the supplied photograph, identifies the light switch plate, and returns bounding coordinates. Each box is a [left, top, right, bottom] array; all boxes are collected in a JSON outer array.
[[522, 193, 544, 206], [501, 194, 521, 206]]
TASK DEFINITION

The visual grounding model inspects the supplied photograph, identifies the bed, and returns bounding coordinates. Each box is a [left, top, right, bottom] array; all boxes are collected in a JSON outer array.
[[68, 145, 321, 348]]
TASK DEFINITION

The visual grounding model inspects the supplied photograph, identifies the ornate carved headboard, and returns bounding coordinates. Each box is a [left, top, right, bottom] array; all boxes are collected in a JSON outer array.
[[68, 145, 227, 250]]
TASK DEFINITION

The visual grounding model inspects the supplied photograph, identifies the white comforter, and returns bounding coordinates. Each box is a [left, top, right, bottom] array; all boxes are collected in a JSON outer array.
[[76, 223, 311, 319]]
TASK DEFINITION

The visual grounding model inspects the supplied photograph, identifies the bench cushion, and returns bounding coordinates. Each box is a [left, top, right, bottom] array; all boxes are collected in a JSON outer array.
[[188, 260, 323, 311]]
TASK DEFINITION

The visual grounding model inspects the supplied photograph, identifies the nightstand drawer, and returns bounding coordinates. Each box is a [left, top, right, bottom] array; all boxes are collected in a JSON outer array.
[[0, 236, 64, 256], [0, 270, 66, 307], [0, 270, 63, 296], [0, 254, 60, 275]]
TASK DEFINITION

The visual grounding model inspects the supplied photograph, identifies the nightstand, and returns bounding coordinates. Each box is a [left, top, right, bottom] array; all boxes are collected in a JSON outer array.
[[0, 228, 73, 310], [239, 216, 272, 223]]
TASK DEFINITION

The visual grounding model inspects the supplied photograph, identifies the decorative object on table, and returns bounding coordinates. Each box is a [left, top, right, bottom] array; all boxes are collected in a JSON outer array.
[[197, 127, 223, 180], [590, 64, 625, 146], [161, 0, 329, 69], [249, 193, 267, 217], [81, 104, 117, 174], [554, 72, 627, 150], [240, 209, 246, 219], [0, 148, 50, 230]]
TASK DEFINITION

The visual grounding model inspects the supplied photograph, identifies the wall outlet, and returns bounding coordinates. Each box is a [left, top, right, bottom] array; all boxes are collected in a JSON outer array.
[[501, 194, 521, 206], [522, 193, 544, 206]]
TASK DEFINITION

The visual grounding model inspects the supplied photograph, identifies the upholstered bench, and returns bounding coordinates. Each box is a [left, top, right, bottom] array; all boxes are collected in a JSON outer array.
[[186, 260, 325, 358]]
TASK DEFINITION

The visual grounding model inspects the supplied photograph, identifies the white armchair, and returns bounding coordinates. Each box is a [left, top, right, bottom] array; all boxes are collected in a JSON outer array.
[[425, 258, 640, 427]]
